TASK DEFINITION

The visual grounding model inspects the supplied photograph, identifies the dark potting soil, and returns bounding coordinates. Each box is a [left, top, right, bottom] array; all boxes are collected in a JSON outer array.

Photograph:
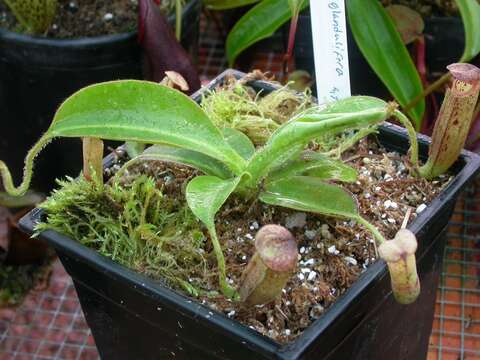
[[0, 0, 138, 38], [105, 136, 451, 344]]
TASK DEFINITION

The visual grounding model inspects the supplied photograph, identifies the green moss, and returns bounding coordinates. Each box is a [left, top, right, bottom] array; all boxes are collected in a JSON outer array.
[[36, 175, 208, 296], [201, 83, 313, 145]]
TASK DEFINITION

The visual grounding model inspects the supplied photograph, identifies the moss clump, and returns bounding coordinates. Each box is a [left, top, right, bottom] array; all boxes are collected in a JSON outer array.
[[201, 82, 313, 145], [36, 175, 208, 296]]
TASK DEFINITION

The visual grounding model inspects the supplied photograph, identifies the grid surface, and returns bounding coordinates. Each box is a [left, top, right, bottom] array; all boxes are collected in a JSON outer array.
[[427, 180, 480, 360], [1, 15, 480, 360], [0, 262, 98, 359]]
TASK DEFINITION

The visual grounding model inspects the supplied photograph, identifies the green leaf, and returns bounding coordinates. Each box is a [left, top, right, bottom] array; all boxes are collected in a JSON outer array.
[[288, 0, 307, 14], [186, 176, 240, 227], [259, 176, 358, 218], [203, 0, 260, 10], [0, 191, 44, 208], [347, 0, 425, 129], [245, 96, 391, 186], [125, 142, 146, 159], [268, 153, 357, 183], [226, 0, 309, 65], [222, 128, 255, 160], [186, 176, 242, 298], [50, 80, 246, 175], [456, 0, 480, 62], [121, 145, 232, 179]]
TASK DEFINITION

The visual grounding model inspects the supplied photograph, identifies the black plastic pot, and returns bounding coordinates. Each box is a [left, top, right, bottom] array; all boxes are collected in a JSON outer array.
[[19, 70, 480, 359], [294, 13, 465, 98], [0, 0, 200, 193]]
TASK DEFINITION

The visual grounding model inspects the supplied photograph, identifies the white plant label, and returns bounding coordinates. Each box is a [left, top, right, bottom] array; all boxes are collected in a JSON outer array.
[[310, 0, 351, 103]]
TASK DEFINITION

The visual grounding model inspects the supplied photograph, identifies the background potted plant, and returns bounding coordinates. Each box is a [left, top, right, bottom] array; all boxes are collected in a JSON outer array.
[[0, 61, 475, 357], [0, 0, 201, 192]]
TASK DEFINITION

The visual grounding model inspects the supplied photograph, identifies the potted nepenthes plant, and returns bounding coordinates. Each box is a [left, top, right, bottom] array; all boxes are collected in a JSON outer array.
[[0, 0, 201, 192], [0, 63, 478, 358]]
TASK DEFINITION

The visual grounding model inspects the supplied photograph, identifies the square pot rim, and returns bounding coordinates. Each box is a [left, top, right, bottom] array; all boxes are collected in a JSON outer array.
[[18, 69, 480, 359]]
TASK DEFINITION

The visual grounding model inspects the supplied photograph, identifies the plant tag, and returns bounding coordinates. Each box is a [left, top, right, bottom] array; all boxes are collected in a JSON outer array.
[[310, 0, 351, 103]]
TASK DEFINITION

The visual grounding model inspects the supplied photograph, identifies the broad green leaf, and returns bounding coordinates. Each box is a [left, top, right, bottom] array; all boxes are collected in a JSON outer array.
[[1, 80, 248, 197], [347, 0, 425, 129], [186, 176, 241, 230], [119, 145, 232, 179], [245, 96, 390, 186], [226, 0, 309, 65], [50, 80, 246, 175], [268, 153, 357, 183], [203, 0, 260, 10], [222, 128, 255, 160], [303, 96, 387, 116], [259, 176, 358, 218], [186, 176, 242, 298], [456, 0, 480, 62]]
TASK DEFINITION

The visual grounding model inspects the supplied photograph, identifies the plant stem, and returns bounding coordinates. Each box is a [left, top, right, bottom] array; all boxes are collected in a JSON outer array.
[[175, 0, 182, 41], [82, 137, 104, 183], [283, 10, 299, 76], [355, 215, 386, 245], [0, 135, 52, 197], [393, 110, 419, 171], [323, 127, 377, 158], [405, 73, 451, 112], [207, 225, 238, 300]]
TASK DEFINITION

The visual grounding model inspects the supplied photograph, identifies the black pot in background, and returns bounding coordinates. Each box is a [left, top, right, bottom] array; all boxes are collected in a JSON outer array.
[[294, 13, 465, 98], [19, 70, 480, 359], [0, 0, 200, 193]]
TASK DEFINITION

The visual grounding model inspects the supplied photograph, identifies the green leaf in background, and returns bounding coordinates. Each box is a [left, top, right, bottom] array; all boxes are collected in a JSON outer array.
[[186, 176, 241, 298], [226, 0, 309, 66], [267, 153, 357, 183], [259, 176, 358, 218], [120, 145, 232, 179], [222, 128, 255, 160], [203, 0, 260, 10], [50, 80, 246, 175], [347, 0, 425, 130], [456, 0, 480, 62], [0, 191, 44, 208]]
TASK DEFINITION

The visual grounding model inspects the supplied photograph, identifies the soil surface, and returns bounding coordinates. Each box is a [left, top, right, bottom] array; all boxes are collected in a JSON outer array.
[[0, 0, 138, 38], [112, 136, 451, 344]]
